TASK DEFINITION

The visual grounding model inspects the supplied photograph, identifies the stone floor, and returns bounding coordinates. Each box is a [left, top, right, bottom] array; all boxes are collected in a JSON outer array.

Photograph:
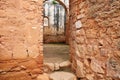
[[43, 44, 69, 63], [43, 44, 77, 80], [43, 44, 72, 73], [37, 71, 77, 80]]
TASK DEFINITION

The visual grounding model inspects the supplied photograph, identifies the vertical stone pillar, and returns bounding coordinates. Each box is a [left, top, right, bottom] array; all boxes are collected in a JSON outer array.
[[0, 0, 44, 79]]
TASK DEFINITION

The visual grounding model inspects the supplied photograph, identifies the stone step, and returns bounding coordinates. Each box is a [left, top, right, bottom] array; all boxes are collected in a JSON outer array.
[[44, 60, 71, 73], [37, 72, 77, 80], [49, 71, 77, 80]]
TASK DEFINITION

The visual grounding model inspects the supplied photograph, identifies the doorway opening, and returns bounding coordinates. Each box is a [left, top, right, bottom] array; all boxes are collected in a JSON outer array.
[[43, 0, 68, 44], [43, 0, 70, 72]]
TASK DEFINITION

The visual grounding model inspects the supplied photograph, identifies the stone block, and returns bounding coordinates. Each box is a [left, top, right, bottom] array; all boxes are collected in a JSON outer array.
[[54, 63, 60, 71], [90, 59, 104, 74], [107, 58, 120, 79], [60, 60, 71, 68], [75, 20, 82, 29], [44, 63, 54, 72], [50, 72, 77, 80], [77, 45, 88, 56], [76, 36, 85, 44], [76, 60, 85, 78]]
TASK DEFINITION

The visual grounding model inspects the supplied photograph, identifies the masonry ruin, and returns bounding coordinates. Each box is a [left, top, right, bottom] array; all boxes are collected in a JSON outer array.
[[0, 0, 43, 79], [70, 0, 120, 80], [0, 0, 120, 80]]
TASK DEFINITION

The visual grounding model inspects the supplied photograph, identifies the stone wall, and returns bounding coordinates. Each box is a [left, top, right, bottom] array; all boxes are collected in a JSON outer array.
[[70, 0, 120, 80], [43, 27, 65, 43], [0, 0, 43, 79]]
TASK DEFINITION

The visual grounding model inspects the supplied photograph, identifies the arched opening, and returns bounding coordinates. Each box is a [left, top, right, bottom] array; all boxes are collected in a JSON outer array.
[[43, 0, 70, 72], [43, 0, 69, 43]]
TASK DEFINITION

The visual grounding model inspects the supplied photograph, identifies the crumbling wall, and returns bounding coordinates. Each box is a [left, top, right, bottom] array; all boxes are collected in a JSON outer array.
[[70, 0, 120, 80], [0, 0, 43, 79]]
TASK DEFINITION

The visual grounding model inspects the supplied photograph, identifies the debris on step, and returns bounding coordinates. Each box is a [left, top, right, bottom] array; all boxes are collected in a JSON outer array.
[[54, 63, 60, 71], [44, 61, 71, 73], [44, 63, 55, 72], [60, 60, 71, 68]]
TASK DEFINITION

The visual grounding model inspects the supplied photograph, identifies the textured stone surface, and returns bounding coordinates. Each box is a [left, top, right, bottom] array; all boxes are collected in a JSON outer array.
[[0, 0, 43, 59], [0, 0, 43, 79], [0, 71, 32, 80], [50, 71, 77, 80], [54, 63, 60, 71], [59, 60, 71, 68], [70, 0, 120, 80], [0, 0, 120, 80], [76, 60, 85, 78], [44, 61, 71, 73], [90, 58, 104, 74], [44, 63, 55, 72], [37, 73, 49, 80]]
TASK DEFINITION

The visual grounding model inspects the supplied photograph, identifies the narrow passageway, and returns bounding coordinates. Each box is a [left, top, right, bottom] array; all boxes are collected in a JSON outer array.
[[44, 43, 69, 63], [43, 0, 71, 74], [43, 43, 76, 80], [42, 0, 77, 80], [43, 43, 72, 72]]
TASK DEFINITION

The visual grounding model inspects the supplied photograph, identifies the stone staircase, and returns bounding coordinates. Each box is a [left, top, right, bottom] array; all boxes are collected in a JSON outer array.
[[44, 60, 71, 73], [41, 44, 77, 80], [36, 61, 77, 80]]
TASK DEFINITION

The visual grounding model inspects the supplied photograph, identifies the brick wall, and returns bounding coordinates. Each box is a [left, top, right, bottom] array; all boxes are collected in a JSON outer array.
[[70, 0, 120, 80], [0, 0, 43, 79]]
